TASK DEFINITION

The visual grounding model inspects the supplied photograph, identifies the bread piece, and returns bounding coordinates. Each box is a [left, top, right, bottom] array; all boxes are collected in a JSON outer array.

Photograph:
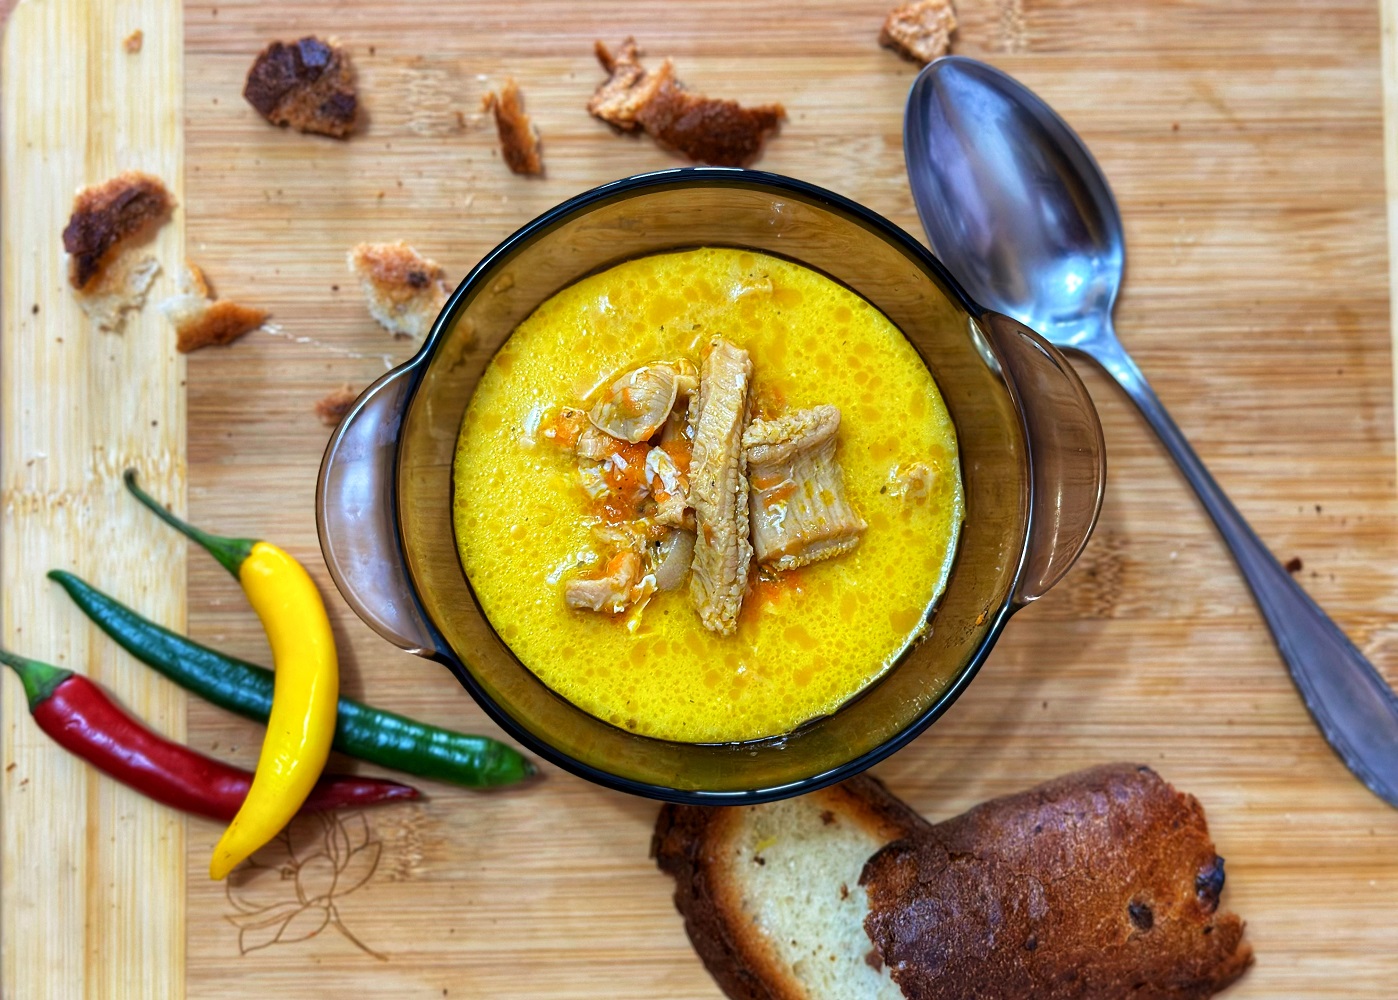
[[655, 765, 1252, 1000], [62, 171, 172, 333], [589, 38, 657, 132], [880, 0, 958, 64], [315, 384, 359, 426], [590, 38, 784, 167], [160, 263, 269, 353], [485, 79, 543, 176], [347, 241, 450, 339], [63, 170, 171, 291], [862, 764, 1252, 999], [123, 30, 143, 54], [243, 37, 358, 138], [653, 776, 926, 1000]]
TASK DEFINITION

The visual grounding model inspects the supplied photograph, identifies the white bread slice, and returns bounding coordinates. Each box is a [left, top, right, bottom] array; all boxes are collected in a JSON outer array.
[[652, 776, 925, 1000]]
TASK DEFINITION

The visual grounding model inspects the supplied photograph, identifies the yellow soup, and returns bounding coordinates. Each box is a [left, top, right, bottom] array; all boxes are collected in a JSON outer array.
[[453, 248, 963, 743]]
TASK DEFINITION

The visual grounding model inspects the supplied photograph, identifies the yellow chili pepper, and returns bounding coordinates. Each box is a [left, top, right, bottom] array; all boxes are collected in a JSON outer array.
[[124, 471, 339, 880]]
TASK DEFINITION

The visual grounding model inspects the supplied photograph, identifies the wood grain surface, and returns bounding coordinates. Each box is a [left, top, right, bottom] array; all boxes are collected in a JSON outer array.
[[4, 0, 1398, 996], [0, 0, 186, 997]]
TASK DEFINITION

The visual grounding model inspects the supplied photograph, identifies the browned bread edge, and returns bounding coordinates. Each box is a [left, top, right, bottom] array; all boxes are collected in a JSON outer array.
[[652, 775, 928, 1000]]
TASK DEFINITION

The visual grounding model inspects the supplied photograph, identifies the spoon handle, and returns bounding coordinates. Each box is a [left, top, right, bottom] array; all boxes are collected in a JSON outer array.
[[1087, 333, 1398, 807]]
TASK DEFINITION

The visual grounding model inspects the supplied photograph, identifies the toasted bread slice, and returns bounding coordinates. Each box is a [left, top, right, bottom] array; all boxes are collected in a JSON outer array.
[[655, 765, 1251, 1000], [863, 765, 1252, 999], [243, 37, 358, 138], [654, 776, 924, 1000], [347, 241, 450, 340]]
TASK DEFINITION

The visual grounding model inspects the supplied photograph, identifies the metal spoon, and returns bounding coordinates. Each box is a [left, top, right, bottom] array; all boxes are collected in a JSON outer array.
[[905, 55, 1398, 806]]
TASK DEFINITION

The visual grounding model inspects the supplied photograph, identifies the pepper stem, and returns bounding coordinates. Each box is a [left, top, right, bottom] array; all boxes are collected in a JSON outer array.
[[123, 469, 255, 578], [0, 648, 73, 709]]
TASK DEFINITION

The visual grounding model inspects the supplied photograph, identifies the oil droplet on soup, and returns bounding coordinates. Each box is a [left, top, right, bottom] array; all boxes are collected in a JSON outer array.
[[453, 248, 964, 743]]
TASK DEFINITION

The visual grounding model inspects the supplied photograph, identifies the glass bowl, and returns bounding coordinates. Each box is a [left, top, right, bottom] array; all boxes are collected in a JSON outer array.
[[317, 168, 1105, 804]]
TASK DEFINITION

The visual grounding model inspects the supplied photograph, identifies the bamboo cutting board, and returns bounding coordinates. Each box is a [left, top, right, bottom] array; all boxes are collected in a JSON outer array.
[[5, 0, 1398, 996]]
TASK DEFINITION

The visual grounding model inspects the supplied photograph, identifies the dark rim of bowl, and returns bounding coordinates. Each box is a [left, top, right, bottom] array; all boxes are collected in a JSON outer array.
[[397, 166, 1022, 805]]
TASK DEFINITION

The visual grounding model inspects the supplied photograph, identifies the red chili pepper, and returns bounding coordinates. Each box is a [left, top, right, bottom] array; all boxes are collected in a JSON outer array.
[[1, 649, 418, 822]]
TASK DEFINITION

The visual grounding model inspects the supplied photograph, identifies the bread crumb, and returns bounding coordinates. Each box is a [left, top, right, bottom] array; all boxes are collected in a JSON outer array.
[[123, 30, 143, 54], [484, 79, 543, 176], [589, 38, 784, 167], [160, 262, 269, 352], [880, 0, 958, 64], [243, 37, 358, 138], [348, 241, 449, 340], [315, 384, 359, 426]]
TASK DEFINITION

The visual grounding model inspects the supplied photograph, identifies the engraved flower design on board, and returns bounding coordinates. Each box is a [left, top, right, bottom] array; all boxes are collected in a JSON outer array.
[[225, 811, 386, 960]]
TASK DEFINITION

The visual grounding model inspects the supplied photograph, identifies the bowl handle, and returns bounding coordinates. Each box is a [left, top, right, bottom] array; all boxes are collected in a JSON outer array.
[[316, 361, 445, 657], [980, 313, 1107, 606]]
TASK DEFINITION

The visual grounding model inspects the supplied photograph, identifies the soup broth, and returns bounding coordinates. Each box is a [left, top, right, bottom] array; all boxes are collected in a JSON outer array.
[[453, 248, 963, 743]]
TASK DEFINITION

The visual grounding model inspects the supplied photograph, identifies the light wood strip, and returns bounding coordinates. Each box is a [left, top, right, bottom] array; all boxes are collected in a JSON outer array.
[[1, 0, 186, 997], [1383, 0, 1398, 480]]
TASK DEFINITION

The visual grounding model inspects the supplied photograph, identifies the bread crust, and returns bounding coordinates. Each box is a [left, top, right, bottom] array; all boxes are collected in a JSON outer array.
[[590, 38, 784, 167], [485, 80, 543, 176], [861, 764, 1252, 999], [62, 171, 171, 291], [653, 776, 927, 1000], [243, 37, 358, 138]]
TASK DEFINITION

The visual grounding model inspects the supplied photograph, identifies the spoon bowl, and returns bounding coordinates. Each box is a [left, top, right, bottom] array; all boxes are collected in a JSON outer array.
[[906, 57, 1122, 349], [905, 55, 1398, 808]]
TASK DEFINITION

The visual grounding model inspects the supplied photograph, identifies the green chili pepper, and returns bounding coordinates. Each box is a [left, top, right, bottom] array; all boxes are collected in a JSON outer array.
[[49, 570, 534, 789]]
